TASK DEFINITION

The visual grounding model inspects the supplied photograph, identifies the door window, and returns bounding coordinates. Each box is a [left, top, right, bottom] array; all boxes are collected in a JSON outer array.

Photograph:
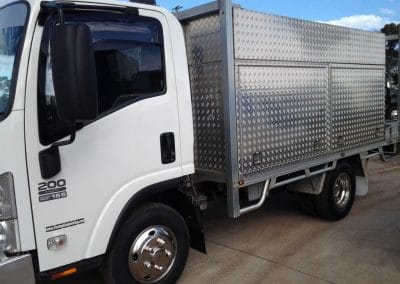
[[38, 10, 165, 145]]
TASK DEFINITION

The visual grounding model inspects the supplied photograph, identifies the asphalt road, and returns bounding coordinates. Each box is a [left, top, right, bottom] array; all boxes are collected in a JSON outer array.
[[55, 157, 400, 284]]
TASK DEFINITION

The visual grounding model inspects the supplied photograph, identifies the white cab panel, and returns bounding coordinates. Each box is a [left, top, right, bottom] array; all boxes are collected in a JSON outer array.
[[24, 4, 191, 271], [0, 111, 35, 251]]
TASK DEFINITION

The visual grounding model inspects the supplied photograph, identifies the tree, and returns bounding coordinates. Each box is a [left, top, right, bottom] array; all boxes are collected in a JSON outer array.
[[381, 23, 400, 35], [381, 23, 399, 66], [382, 23, 399, 60], [382, 23, 399, 120]]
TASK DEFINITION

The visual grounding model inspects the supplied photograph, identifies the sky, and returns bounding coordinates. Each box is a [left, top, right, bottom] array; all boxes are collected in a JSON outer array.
[[157, 0, 400, 31]]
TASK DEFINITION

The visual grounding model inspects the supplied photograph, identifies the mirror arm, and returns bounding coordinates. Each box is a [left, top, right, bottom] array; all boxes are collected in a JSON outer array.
[[57, 4, 65, 25], [39, 2, 69, 26], [39, 122, 76, 179], [51, 122, 76, 149]]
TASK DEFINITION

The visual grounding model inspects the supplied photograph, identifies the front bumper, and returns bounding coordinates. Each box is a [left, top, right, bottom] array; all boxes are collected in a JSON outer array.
[[0, 254, 35, 284]]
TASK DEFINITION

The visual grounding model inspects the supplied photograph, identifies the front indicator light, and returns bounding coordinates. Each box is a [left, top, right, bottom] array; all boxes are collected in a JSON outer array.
[[0, 173, 17, 221], [0, 173, 20, 253], [0, 219, 20, 253]]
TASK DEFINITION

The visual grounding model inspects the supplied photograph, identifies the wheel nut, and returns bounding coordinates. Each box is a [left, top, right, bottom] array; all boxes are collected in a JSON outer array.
[[154, 265, 163, 271], [143, 261, 151, 269], [165, 249, 172, 257], [144, 245, 153, 252], [156, 238, 166, 245]]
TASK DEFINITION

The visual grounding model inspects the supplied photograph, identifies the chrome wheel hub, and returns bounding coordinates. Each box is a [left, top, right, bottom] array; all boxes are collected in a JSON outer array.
[[128, 226, 177, 283], [390, 109, 398, 120], [333, 172, 351, 208]]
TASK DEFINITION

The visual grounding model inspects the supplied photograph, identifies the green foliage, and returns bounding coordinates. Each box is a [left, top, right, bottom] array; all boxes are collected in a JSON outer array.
[[382, 23, 399, 110], [381, 23, 400, 35]]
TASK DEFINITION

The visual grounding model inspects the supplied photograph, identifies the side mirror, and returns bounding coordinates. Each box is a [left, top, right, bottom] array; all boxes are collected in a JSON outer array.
[[39, 23, 98, 179], [50, 23, 98, 121]]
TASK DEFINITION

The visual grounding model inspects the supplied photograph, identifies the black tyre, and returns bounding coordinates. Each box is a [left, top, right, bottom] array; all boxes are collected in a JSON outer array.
[[386, 106, 398, 121], [103, 203, 189, 284], [314, 163, 356, 221]]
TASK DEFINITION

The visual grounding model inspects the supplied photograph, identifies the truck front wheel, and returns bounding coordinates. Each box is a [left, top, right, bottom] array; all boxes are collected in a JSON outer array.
[[103, 203, 189, 284], [314, 163, 356, 221]]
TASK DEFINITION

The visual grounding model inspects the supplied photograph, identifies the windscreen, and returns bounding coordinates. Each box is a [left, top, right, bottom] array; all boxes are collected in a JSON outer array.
[[0, 3, 28, 117]]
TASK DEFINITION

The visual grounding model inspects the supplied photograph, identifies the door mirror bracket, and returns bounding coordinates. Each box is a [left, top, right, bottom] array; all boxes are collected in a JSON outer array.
[[39, 123, 76, 179]]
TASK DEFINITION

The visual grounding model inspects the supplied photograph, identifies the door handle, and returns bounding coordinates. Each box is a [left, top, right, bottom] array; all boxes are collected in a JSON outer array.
[[160, 132, 176, 164]]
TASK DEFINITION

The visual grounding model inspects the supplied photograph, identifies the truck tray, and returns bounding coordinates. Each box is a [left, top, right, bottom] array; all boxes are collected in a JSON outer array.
[[177, 1, 386, 216]]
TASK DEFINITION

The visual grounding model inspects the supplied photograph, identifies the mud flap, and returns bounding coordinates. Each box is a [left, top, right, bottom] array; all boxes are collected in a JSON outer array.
[[173, 189, 207, 254], [356, 176, 368, 196], [186, 206, 207, 254]]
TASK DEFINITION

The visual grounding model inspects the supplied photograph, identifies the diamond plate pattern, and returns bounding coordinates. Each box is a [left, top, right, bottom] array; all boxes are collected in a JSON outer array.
[[184, 14, 225, 172], [181, 5, 386, 183], [183, 14, 226, 172], [237, 66, 329, 177], [184, 14, 221, 65], [189, 63, 226, 171], [331, 68, 385, 150], [233, 8, 385, 65]]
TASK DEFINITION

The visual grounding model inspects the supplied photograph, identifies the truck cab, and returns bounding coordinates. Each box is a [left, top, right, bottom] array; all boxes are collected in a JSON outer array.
[[1, 0, 197, 282]]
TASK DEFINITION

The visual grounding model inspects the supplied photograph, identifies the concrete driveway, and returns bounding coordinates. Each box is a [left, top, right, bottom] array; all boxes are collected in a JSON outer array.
[[55, 157, 400, 284]]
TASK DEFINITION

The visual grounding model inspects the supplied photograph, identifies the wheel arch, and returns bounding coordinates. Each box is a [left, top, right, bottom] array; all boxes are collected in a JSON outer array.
[[338, 154, 366, 177], [83, 178, 182, 259], [104, 178, 182, 254], [85, 177, 205, 262]]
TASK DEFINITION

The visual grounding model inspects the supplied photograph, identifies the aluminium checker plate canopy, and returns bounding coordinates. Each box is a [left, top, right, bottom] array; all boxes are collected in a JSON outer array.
[[177, 0, 386, 218]]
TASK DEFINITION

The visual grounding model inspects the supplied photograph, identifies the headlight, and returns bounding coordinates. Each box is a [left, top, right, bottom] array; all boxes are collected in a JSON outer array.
[[0, 173, 17, 221], [0, 173, 20, 253]]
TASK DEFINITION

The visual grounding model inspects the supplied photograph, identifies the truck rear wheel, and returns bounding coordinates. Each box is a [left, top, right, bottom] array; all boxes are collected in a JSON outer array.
[[314, 163, 355, 221], [103, 203, 189, 284]]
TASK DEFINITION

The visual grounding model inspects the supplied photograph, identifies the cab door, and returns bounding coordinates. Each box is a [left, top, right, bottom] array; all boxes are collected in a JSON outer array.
[[25, 7, 183, 271]]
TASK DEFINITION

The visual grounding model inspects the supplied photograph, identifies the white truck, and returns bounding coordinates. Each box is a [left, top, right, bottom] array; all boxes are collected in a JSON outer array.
[[0, 0, 399, 283]]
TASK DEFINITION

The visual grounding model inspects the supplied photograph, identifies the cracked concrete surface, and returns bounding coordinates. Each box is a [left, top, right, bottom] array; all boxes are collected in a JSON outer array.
[[57, 157, 400, 284]]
